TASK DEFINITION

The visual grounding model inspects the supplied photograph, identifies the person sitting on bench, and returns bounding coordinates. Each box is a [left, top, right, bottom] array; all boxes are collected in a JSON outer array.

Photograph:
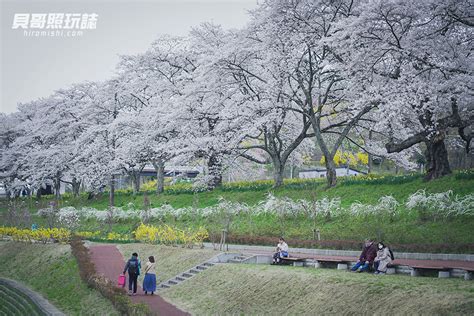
[[351, 238, 377, 272], [272, 237, 289, 264], [374, 242, 392, 275]]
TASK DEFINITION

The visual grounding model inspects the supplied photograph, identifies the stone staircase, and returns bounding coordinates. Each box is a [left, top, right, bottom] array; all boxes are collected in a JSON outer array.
[[158, 261, 218, 290], [156, 253, 274, 291], [228, 254, 253, 263]]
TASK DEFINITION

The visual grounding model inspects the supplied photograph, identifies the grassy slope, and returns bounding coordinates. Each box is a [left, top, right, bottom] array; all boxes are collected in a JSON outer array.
[[116, 243, 217, 285], [4, 173, 473, 211], [2, 174, 473, 249], [0, 241, 119, 316], [161, 264, 474, 315], [88, 175, 474, 246]]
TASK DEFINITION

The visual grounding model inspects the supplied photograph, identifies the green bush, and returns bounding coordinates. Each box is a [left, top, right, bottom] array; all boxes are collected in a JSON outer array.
[[455, 169, 474, 180]]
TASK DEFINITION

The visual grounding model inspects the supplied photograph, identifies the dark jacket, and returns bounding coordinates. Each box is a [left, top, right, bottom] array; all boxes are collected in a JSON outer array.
[[123, 255, 141, 275], [359, 243, 377, 263]]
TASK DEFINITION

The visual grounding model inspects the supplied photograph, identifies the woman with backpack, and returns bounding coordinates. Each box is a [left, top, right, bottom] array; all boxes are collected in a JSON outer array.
[[123, 252, 141, 295], [143, 256, 157, 295], [374, 242, 393, 275]]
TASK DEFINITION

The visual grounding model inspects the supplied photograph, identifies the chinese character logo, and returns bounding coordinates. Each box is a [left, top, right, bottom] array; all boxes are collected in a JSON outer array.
[[12, 13, 98, 37]]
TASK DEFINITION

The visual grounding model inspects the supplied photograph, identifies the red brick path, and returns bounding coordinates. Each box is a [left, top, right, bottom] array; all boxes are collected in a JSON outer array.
[[89, 245, 190, 316]]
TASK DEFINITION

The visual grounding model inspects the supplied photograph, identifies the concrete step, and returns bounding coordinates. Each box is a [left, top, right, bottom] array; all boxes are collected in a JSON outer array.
[[156, 255, 222, 291], [228, 259, 244, 263], [235, 256, 248, 260]]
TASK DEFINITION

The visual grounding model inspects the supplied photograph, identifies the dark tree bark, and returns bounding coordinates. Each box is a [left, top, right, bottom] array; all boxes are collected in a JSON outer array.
[[241, 120, 312, 188], [72, 178, 81, 197], [386, 131, 452, 181], [386, 98, 472, 181], [109, 174, 115, 207], [207, 154, 223, 190], [368, 130, 373, 173], [54, 172, 61, 200], [271, 156, 284, 188], [325, 159, 337, 187], [152, 158, 165, 195], [424, 137, 451, 181], [130, 170, 141, 195]]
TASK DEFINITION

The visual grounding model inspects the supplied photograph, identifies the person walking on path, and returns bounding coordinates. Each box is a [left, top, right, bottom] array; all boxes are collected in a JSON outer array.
[[374, 242, 393, 274], [143, 256, 157, 295], [123, 252, 141, 295], [351, 239, 377, 272]]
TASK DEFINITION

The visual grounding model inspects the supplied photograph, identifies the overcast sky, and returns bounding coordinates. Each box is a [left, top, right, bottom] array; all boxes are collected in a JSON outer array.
[[0, 0, 257, 114]]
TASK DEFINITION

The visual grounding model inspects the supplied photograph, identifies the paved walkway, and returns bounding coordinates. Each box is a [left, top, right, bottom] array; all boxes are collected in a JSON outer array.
[[89, 245, 189, 316]]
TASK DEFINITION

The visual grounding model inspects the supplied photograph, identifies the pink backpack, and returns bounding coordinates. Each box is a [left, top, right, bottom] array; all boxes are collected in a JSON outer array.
[[118, 274, 126, 287]]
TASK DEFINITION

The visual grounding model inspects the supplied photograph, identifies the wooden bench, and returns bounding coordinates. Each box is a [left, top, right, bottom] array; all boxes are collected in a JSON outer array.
[[279, 257, 308, 267], [410, 265, 450, 278], [452, 267, 474, 280], [314, 258, 353, 270], [463, 268, 474, 280]]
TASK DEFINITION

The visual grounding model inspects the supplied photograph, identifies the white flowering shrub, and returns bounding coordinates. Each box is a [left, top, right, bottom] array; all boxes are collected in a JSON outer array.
[[258, 193, 300, 217], [406, 190, 474, 218], [375, 196, 400, 216], [36, 202, 59, 229], [126, 202, 137, 210], [41, 191, 472, 229], [299, 197, 341, 219], [349, 202, 369, 216], [349, 196, 399, 216], [57, 207, 80, 230]]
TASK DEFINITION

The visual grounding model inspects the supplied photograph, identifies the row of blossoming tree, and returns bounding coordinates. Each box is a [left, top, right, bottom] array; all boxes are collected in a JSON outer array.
[[0, 0, 472, 203]]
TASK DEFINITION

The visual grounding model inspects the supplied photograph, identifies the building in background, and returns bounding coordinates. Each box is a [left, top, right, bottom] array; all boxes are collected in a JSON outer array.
[[298, 167, 366, 179]]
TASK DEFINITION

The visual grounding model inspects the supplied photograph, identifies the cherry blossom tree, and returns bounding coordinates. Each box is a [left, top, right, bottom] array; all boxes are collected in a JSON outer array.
[[241, 0, 374, 187], [341, 0, 473, 180]]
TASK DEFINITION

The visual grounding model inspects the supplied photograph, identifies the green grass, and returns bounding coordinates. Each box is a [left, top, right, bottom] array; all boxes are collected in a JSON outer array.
[[2, 173, 474, 251], [160, 264, 474, 315], [115, 243, 217, 285], [0, 241, 119, 316], [4, 173, 473, 211]]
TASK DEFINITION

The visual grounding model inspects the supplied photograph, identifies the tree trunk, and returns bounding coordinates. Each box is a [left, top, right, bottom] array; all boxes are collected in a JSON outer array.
[[207, 154, 223, 190], [424, 138, 452, 181], [272, 157, 285, 188], [130, 170, 141, 195], [5, 184, 12, 201], [368, 130, 373, 173], [152, 159, 165, 194], [72, 178, 81, 197], [109, 174, 115, 207], [311, 117, 338, 188], [325, 158, 337, 187], [54, 172, 61, 200]]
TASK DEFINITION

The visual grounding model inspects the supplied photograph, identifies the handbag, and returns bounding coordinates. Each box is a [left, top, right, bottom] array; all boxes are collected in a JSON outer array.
[[118, 273, 126, 287]]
